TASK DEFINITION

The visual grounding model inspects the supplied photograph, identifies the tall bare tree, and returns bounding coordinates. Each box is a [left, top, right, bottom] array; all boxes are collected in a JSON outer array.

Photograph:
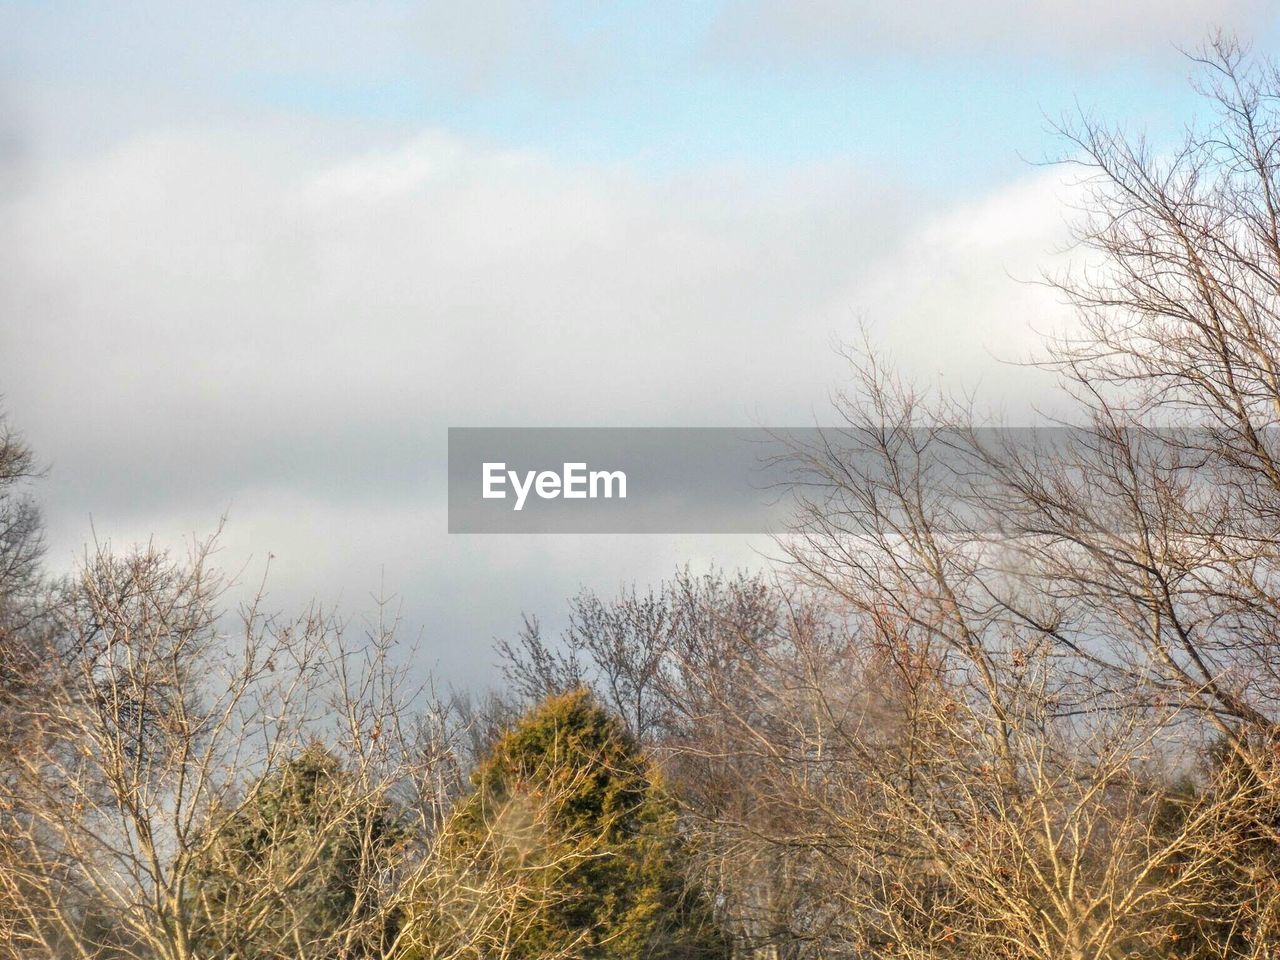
[[761, 36, 1280, 958], [0, 534, 439, 960]]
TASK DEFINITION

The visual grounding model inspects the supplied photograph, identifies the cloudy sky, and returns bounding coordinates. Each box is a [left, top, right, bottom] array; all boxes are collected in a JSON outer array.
[[3, 2, 1277, 687]]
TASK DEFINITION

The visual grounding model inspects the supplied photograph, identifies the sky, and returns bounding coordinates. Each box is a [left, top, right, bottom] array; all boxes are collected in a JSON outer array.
[[3, 1, 1278, 688]]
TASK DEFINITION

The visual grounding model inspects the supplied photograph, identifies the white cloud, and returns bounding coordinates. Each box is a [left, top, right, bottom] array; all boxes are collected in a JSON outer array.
[[0, 125, 1077, 684], [839, 171, 1076, 410], [1, 127, 919, 484]]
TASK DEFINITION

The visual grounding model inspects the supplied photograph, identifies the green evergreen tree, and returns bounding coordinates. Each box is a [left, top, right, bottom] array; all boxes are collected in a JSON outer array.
[[189, 744, 404, 959], [406, 688, 729, 959]]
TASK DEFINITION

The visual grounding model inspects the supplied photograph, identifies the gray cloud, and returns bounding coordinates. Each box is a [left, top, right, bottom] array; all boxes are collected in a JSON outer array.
[[413, 0, 611, 93], [708, 0, 1276, 66]]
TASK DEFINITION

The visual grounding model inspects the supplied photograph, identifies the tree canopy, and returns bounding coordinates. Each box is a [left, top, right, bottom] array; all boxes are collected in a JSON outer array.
[[406, 688, 729, 960], [189, 744, 405, 960]]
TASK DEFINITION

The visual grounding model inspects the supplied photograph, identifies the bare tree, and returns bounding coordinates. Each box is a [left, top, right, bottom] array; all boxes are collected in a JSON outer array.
[[0, 534, 440, 960], [0, 411, 58, 953], [0, 409, 49, 750], [1022, 33, 1280, 742], [722, 36, 1280, 958], [499, 570, 783, 746]]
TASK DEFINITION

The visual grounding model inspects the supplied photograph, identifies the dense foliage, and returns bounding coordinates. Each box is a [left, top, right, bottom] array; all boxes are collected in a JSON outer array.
[[189, 745, 405, 960], [406, 688, 729, 960]]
